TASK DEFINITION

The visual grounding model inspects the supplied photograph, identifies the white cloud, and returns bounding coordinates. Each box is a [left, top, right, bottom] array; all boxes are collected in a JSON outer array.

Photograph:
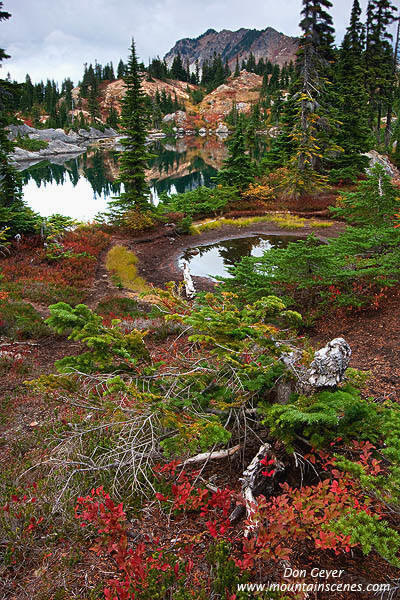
[[1, 0, 396, 85]]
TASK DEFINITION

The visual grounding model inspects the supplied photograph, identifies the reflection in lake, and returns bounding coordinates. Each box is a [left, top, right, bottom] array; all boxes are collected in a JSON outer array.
[[181, 235, 300, 280], [20, 137, 229, 220], [20, 135, 270, 221]]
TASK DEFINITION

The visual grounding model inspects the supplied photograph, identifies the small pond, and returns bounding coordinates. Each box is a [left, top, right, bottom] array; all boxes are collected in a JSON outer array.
[[180, 234, 301, 280]]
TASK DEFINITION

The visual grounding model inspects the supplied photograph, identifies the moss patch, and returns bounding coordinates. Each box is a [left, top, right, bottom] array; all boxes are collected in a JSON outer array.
[[106, 245, 150, 293]]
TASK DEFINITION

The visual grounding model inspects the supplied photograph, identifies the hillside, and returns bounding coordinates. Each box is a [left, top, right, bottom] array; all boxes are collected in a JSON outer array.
[[164, 27, 298, 71], [198, 70, 263, 124], [71, 76, 197, 121], [71, 70, 265, 129]]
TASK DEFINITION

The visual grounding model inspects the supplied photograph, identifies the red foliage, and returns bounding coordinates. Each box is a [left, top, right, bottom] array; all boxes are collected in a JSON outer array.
[[0, 229, 110, 303]]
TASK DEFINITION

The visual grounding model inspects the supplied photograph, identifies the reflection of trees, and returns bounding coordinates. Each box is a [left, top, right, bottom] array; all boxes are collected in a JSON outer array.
[[150, 163, 217, 195], [191, 236, 298, 274], [21, 159, 79, 188], [148, 141, 185, 177], [22, 150, 121, 198], [217, 238, 258, 268], [81, 151, 121, 198]]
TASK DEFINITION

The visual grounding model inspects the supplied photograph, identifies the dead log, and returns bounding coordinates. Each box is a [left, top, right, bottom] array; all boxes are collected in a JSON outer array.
[[183, 444, 240, 466], [181, 259, 196, 299], [230, 443, 285, 536], [307, 337, 351, 388]]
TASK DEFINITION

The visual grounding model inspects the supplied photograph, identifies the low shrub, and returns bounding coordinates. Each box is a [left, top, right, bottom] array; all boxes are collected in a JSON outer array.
[[122, 209, 156, 233], [96, 296, 143, 319], [159, 186, 240, 219]]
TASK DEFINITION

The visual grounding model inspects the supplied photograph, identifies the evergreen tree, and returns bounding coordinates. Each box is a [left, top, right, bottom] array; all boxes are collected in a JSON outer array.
[[0, 3, 37, 235], [269, 0, 340, 197], [365, 0, 398, 142], [329, 0, 372, 175], [216, 119, 254, 190], [117, 59, 126, 79], [107, 39, 152, 220], [88, 83, 100, 123], [234, 56, 240, 77], [170, 53, 187, 81], [106, 105, 119, 129], [291, 0, 338, 175]]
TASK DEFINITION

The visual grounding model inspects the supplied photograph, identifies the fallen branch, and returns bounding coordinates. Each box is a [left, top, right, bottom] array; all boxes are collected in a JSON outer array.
[[183, 444, 240, 466], [181, 259, 196, 300]]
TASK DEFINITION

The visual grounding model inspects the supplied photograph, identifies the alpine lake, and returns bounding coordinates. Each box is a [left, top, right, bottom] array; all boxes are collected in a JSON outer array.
[[18, 134, 294, 280]]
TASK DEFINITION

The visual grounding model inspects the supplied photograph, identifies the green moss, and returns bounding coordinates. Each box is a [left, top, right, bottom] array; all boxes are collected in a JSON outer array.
[[106, 245, 150, 293]]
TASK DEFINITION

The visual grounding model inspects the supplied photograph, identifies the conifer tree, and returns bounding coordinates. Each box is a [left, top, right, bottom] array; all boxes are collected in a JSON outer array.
[[0, 2, 36, 234], [234, 56, 240, 78], [117, 59, 126, 79], [107, 39, 152, 220], [365, 0, 397, 142], [216, 119, 254, 190], [329, 0, 372, 175]]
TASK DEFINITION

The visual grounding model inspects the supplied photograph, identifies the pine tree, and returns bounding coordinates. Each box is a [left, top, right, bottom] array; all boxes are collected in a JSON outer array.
[[286, 0, 340, 188], [216, 119, 254, 190], [88, 84, 100, 123], [117, 59, 126, 79], [266, 0, 341, 197], [234, 56, 240, 78], [365, 0, 398, 142], [107, 39, 152, 220], [0, 2, 36, 235], [329, 0, 372, 175]]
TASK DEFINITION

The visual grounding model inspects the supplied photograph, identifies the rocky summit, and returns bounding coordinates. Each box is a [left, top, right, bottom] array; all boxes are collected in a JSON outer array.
[[164, 27, 299, 71]]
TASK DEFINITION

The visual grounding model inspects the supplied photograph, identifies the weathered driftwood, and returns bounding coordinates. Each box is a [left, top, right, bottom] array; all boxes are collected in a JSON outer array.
[[181, 259, 196, 300], [183, 444, 240, 466], [230, 443, 285, 536], [279, 337, 352, 395], [307, 337, 351, 389]]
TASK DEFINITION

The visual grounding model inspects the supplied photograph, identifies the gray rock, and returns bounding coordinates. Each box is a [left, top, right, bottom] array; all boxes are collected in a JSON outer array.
[[40, 140, 83, 155], [162, 113, 176, 123], [6, 124, 35, 139], [364, 150, 400, 178]]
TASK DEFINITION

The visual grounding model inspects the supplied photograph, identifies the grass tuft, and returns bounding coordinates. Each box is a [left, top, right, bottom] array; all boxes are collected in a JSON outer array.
[[106, 245, 150, 293], [191, 213, 334, 234]]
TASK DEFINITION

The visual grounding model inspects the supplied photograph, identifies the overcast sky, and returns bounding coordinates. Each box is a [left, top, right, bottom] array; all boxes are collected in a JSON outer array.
[[0, 0, 390, 85]]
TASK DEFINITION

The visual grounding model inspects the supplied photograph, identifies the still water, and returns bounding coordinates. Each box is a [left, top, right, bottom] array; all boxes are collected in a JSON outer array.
[[181, 235, 300, 280], [19, 137, 228, 221]]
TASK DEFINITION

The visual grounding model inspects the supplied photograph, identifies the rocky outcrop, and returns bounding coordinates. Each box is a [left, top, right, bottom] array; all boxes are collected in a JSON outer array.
[[11, 140, 83, 162], [75, 77, 197, 120], [7, 124, 119, 162], [164, 27, 298, 72], [198, 71, 263, 124], [364, 150, 400, 179], [162, 110, 187, 127]]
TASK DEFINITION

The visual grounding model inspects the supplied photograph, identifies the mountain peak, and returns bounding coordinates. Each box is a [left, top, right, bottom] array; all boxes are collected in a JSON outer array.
[[164, 27, 298, 71]]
